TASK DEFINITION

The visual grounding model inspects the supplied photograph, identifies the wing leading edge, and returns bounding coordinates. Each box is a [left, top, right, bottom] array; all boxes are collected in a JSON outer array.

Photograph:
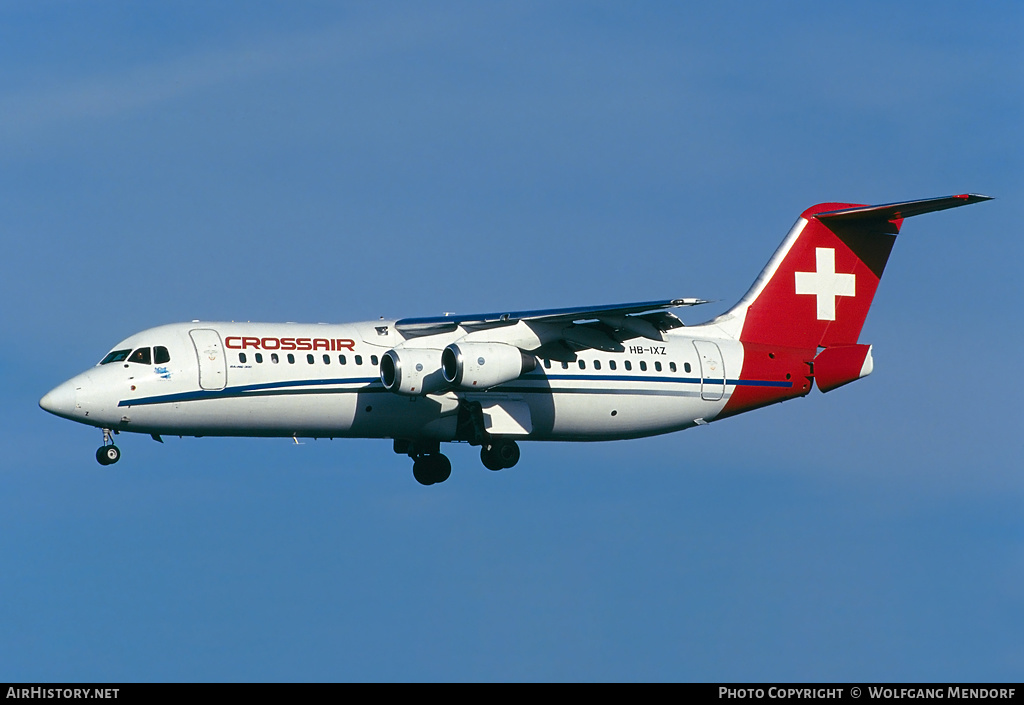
[[395, 298, 709, 337]]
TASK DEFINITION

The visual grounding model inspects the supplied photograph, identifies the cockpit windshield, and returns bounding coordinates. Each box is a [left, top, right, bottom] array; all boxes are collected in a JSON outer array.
[[128, 348, 152, 365], [100, 349, 131, 365], [99, 346, 171, 365]]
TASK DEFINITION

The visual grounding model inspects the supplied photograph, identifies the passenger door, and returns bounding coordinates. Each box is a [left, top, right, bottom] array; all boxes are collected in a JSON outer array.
[[693, 340, 725, 401], [189, 329, 227, 391]]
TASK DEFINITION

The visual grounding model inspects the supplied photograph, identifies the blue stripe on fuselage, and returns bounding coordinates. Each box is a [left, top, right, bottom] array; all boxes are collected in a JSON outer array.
[[118, 373, 792, 407]]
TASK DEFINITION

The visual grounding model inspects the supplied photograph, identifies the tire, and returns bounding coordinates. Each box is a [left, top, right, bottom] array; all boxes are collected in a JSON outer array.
[[96, 445, 120, 465], [497, 440, 520, 469], [480, 446, 504, 471], [431, 454, 452, 484], [412, 457, 434, 485]]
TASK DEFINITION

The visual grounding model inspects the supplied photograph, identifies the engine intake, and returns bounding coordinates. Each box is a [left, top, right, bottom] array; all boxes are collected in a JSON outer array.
[[380, 348, 447, 396], [441, 342, 536, 390]]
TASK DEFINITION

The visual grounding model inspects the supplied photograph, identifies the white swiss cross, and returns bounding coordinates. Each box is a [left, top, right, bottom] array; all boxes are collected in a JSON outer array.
[[794, 247, 856, 321]]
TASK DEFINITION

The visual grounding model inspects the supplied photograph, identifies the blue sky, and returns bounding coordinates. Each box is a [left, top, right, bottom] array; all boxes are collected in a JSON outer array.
[[2, 1, 1021, 681]]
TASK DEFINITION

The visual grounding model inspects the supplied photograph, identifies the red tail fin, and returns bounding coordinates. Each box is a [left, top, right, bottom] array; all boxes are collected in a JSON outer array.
[[711, 194, 990, 419], [723, 194, 991, 349]]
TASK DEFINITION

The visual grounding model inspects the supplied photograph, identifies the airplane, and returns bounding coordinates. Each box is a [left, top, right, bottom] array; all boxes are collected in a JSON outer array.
[[40, 194, 990, 485]]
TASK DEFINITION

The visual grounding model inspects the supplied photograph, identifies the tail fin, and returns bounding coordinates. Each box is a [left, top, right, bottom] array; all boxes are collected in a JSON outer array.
[[719, 194, 991, 349]]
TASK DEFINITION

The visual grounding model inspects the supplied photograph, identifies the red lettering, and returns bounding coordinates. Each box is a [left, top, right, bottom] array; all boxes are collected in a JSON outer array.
[[218, 334, 354, 352]]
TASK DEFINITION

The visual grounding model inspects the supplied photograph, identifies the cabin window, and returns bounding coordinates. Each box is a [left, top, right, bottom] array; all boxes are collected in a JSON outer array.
[[323, 354, 331, 365], [684, 362, 692, 373], [669, 361, 677, 372], [239, 353, 247, 364], [609, 360, 616, 370], [624, 360, 632, 371], [339, 355, 347, 365], [288, 354, 295, 364], [561, 361, 569, 369], [255, 353, 263, 364], [578, 360, 586, 370], [355, 355, 363, 365], [128, 348, 152, 365], [154, 346, 171, 364], [271, 353, 279, 364], [100, 349, 132, 365], [371, 355, 379, 366], [543, 359, 551, 369], [640, 361, 647, 371], [654, 361, 662, 372], [307, 354, 315, 364]]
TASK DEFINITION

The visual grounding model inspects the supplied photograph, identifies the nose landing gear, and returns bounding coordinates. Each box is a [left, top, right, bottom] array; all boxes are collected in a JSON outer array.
[[96, 445, 121, 465], [96, 429, 121, 466]]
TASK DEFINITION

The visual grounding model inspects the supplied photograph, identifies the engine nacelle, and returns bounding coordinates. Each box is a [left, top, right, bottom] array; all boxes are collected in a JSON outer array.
[[814, 344, 873, 393], [441, 342, 536, 390], [380, 348, 447, 396]]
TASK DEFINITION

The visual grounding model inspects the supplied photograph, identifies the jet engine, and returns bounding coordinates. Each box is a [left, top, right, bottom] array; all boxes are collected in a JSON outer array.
[[380, 348, 447, 396], [441, 342, 536, 391]]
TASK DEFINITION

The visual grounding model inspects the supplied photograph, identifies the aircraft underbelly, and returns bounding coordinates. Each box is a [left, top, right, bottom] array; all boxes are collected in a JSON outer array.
[[535, 389, 728, 441], [119, 392, 360, 437]]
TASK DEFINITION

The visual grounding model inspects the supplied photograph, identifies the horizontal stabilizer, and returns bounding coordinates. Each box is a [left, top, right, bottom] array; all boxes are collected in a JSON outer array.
[[815, 194, 992, 225]]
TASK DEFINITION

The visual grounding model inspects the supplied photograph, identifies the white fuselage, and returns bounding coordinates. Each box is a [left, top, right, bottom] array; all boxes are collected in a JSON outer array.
[[43, 320, 747, 444]]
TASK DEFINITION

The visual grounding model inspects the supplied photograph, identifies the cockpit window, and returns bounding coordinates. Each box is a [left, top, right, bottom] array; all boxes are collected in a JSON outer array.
[[154, 346, 170, 364], [128, 348, 152, 365], [100, 349, 132, 365]]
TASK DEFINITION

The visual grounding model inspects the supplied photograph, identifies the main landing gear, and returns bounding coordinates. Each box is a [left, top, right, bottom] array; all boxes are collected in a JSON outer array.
[[457, 400, 521, 473], [395, 439, 451, 486], [397, 401, 526, 485], [395, 437, 522, 485], [480, 439, 520, 471], [412, 453, 452, 486], [96, 429, 121, 466]]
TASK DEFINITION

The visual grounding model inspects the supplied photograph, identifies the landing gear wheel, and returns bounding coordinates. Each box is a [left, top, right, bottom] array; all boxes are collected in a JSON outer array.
[[96, 445, 121, 466], [480, 446, 504, 471], [412, 453, 451, 485], [480, 440, 520, 471], [431, 454, 452, 484]]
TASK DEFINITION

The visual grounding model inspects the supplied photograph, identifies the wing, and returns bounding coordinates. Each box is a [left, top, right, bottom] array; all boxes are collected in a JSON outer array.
[[395, 298, 710, 355]]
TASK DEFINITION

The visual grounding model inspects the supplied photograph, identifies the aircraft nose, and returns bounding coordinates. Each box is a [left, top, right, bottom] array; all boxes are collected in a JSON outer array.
[[40, 380, 78, 419]]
